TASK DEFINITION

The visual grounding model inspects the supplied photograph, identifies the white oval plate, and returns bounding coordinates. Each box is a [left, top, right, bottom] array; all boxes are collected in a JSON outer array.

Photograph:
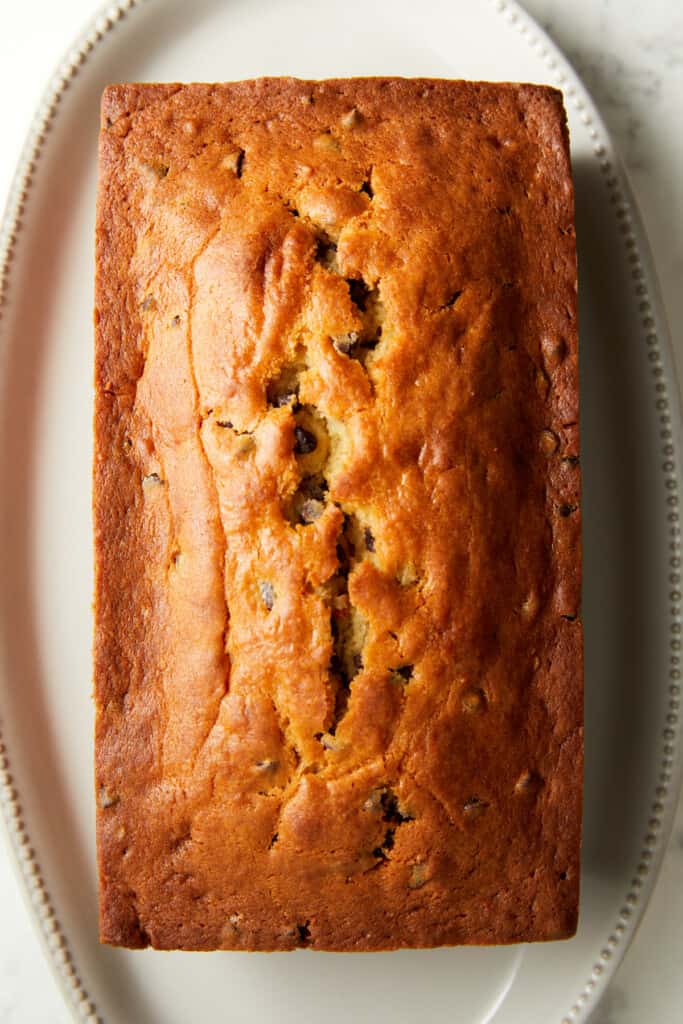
[[1, 0, 681, 1022]]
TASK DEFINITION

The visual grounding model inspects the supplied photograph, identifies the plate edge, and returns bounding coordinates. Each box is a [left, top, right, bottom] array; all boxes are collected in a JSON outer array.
[[499, 1, 683, 1021], [0, 6, 146, 1023]]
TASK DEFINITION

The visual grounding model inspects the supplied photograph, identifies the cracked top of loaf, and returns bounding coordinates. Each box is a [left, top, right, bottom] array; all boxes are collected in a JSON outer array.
[[94, 77, 582, 951]]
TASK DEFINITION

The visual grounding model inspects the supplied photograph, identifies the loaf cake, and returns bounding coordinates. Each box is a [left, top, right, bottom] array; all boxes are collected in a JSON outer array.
[[94, 77, 582, 951]]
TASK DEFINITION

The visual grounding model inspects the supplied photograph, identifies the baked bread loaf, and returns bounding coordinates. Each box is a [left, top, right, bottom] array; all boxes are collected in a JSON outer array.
[[94, 77, 582, 951]]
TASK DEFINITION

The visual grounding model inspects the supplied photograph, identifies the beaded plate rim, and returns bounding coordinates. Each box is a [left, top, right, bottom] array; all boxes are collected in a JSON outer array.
[[495, 3, 683, 1021], [0, 1, 681, 1022]]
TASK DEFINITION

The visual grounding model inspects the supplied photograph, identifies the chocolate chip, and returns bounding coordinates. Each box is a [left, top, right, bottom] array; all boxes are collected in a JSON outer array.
[[313, 131, 340, 153], [331, 331, 359, 354], [393, 665, 413, 682], [540, 429, 559, 455], [286, 475, 328, 528], [301, 475, 327, 501], [408, 863, 426, 889], [515, 770, 543, 797], [275, 392, 297, 408], [364, 527, 375, 552], [362, 790, 382, 812], [300, 498, 324, 523], [559, 503, 577, 517], [259, 581, 275, 611], [541, 335, 568, 369], [98, 786, 118, 809], [296, 921, 311, 946], [341, 108, 362, 129], [353, 652, 364, 672], [461, 687, 487, 713], [294, 426, 317, 455], [463, 796, 488, 819], [221, 148, 245, 177], [266, 362, 304, 408], [360, 179, 373, 198]]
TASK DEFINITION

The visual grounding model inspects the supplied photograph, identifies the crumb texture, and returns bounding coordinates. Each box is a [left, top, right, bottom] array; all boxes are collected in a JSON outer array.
[[94, 77, 582, 951]]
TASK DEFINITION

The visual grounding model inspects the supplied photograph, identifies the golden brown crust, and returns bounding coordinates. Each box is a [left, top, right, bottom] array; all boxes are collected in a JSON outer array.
[[94, 77, 582, 951]]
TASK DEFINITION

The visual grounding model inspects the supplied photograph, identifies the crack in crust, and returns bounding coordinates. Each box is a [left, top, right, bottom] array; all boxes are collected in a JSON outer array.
[[186, 224, 232, 768]]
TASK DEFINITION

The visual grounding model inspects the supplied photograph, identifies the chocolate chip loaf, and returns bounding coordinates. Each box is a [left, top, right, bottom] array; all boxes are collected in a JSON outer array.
[[94, 78, 582, 951]]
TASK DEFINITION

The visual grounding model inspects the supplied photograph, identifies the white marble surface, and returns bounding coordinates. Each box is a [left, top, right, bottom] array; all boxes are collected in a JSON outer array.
[[0, 0, 682, 1021]]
